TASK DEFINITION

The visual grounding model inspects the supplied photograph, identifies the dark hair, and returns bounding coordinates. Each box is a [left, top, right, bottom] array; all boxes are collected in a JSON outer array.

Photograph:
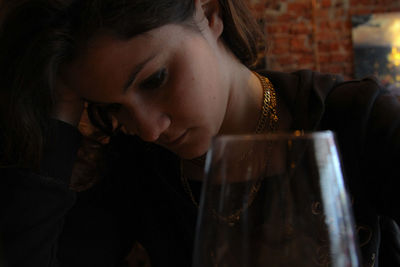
[[0, 0, 70, 168], [0, 0, 265, 169]]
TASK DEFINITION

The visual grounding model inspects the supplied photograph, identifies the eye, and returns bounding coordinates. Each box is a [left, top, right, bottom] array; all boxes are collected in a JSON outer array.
[[139, 68, 168, 90]]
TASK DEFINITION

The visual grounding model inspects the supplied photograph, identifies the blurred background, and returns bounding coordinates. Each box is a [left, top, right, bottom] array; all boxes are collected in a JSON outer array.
[[249, 0, 400, 87]]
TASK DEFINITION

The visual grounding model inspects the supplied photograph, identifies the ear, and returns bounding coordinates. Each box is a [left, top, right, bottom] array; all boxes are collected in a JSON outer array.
[[195, 0, 223, 39]]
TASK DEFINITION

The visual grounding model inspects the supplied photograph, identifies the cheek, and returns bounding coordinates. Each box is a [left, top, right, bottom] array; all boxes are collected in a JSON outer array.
[[165, 44, 226, 129], [113, 109, 136, 133], [167, 74, 210, 116], [172, 76, 226, 131]]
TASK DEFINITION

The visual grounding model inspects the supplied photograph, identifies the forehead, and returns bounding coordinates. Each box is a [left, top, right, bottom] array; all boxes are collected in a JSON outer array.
[[80, 23, 191, 64], [63, 24, 190, 101]]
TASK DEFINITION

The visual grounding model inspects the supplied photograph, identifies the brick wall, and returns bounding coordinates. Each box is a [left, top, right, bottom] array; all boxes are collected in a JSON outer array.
[[248, 0, 400, 79]]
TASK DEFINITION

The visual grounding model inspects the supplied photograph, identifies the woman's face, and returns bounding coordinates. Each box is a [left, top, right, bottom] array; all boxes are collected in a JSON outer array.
[[63, 23, 230, 159]]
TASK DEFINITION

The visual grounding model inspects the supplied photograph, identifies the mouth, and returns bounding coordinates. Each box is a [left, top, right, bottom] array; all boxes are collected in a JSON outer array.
[[162, 130, 188, 147]]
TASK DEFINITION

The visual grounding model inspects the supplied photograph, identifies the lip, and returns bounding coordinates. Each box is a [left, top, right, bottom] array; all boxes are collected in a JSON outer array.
[[163, 130, 188, 147]]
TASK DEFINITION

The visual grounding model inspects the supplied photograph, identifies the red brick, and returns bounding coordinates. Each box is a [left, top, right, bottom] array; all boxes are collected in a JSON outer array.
[[287, 2, 310, 13], [341, 40, 354, 51], [318, 21, 332, 29], [334, 9, 347, 17], [321, 0, 332, 8], [290, 37, 313, 53], [318, 20, 348, 31], [316, 31, 338, 41], [340, 21, 353, 31], [264, 0, 285, 10], [334, 0, 347, 8], [287, 2, 311, 18], [330, 53, 352, 63], [272, 36, 291, 46], [275, 13, 297, 22], [275, 55, 295, 66], [351, 0, 376, 5], [319, 54, 332, 64], [301, 63, 316, 70], [298, 54, 315, 65], [266, 24, 290, 34], [290, 22, 311, 34], [250, 3, 265, 13], [248, 0, 400, 78], [380, 0, 400, 5], [343, 63, 355, 75], [270, 46, 289, 54], [265, 60, 280, 71], [350, 7, 375, 15], [318, 42, 340, 52], [316, 9, 330, 18], [269, 36, 290, 54]]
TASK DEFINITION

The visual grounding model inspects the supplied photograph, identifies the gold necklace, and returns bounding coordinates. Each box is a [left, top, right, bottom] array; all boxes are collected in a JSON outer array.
[[252, 71, 278, 133], [181, 71, 278, 226], [180, 161, 265, 227], [189, 71, 277, 167]]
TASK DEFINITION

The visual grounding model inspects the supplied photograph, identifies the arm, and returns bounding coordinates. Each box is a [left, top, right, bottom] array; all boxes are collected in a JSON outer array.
[[322, 77, 400, 265], [362, 83, 400, 221], [323, 76, 400, 221], [355, 79, 400, 265], [0, 120, 82, 267]]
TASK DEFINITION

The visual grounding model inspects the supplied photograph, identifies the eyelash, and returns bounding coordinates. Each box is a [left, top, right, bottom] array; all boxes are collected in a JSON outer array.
[[139, 68, 168, 90], [94, 68, 167, 114]]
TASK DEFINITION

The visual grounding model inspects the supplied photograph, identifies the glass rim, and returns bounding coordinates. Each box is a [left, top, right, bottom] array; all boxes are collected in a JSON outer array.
[[212, 130, 335, 142]]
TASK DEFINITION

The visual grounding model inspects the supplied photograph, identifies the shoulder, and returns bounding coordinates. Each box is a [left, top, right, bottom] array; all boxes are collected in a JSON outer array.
[[260, 69, 343, 97], [258, 69, 344, 130], [321, 75, 400, 160], [323, 75, 400, 130], [325, 75, 385, 109]]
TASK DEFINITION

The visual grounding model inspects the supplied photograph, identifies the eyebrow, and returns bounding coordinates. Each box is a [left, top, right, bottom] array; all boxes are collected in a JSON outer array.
[[122, 54, 157, 92]]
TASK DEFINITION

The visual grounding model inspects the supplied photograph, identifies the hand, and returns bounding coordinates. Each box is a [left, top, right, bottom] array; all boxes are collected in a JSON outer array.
[[52, 79, 85, 127]]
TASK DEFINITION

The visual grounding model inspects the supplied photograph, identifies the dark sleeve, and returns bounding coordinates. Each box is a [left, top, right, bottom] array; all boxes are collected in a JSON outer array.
[[365, 84, 400, 222], [322, 76, 400, 223], [321, 77, 400, 265], [0, 120, 82, 267]]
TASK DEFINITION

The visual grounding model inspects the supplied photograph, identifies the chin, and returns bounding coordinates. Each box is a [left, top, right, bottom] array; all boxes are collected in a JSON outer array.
[[176, 140, 210, 160]]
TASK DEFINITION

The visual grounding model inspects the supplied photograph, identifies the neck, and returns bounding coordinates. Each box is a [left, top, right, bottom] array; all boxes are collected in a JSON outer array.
[[218, 63, 264, 135], [183, 67, 264, 177]]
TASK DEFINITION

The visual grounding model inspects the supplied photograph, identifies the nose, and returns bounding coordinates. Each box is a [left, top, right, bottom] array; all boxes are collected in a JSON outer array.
[[125, 104, 171, 142]]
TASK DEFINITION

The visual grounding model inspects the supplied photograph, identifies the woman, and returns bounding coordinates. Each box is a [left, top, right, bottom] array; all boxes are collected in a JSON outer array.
[[1, 0, 399, 266]]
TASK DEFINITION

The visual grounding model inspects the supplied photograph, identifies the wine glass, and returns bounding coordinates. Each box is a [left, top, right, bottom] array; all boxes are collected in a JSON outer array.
[[192, 131, 360, 267]]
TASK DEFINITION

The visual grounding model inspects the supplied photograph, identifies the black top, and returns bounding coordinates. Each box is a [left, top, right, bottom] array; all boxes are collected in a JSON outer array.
[[1, 70, 400, 267]]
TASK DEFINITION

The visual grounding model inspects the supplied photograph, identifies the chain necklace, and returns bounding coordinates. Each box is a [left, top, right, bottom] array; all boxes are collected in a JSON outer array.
[[252, 71, 278, 134], [180, 71, 278, 227]]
